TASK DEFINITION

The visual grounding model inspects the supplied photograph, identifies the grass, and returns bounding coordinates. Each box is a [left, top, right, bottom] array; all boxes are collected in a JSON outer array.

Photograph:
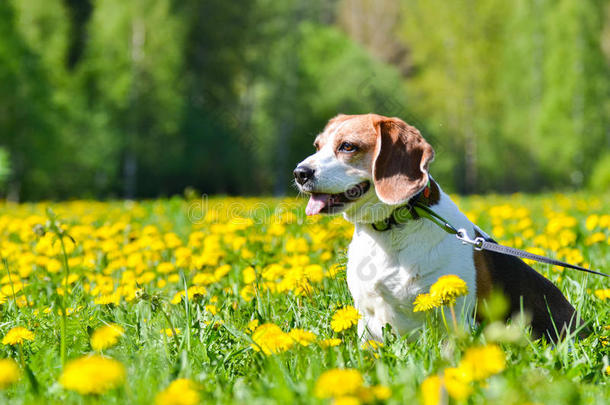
[[0, 192, 608, 404]]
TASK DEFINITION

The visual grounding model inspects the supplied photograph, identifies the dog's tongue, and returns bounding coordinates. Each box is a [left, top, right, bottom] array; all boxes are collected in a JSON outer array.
[[306, 194, 330, 216]]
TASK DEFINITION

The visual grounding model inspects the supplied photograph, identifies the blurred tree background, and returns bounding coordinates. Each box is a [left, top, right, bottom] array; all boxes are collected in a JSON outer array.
[[0, 0, 608, 200]]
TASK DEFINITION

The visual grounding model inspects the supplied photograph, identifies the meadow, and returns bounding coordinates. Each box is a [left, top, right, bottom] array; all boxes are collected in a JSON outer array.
[[0, 192, 608, 404]]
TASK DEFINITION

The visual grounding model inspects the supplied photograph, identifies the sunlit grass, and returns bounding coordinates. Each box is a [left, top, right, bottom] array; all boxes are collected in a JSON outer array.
[[0, 193, 607, 404]]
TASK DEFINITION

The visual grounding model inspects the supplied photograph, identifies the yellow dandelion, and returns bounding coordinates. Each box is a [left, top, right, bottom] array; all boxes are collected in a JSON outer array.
[[15, 296, 28, 308], [59, 355, 125, 395], [204, 304, 218, 315], [318, 338, 342, 348], [0, 359, 20, 389], [430, 275, 468, 305], [361, 340, 383, 350], [157, 262, 175, 274], [605, 365, 610, 375], [443, 366, 473, 400], [250, 323, 293, 355], [187, 286, 207, 300], [155, 378, 200, 405], [594, 289, 610, 300], [242, 266, 256, 284], [240, 285, 255, 302], [203, 320, 223, 328], [413, 293, 442, 312], [314, 369, 363, 399], [94, 292, 121, 306], [420, 375, 442, 405], [459, 344, 506, 380], [326, 263, 344, 278], [354, 385, 375, 403], [1, 282, 25, 296], [371, 385, 392, 400], [161, 328, 181, 337], [246, 319, 259, 334], [192, 272, 217, 286], [288, 328, 316, 346], [171, 291, 186, 305], [91, 324, 125, 351], [2, 327, 34, 345], [334, 396, 361, 405], [330, 306, 361, 332]]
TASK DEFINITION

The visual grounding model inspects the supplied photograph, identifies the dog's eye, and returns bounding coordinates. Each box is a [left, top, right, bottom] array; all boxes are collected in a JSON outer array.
[[339, 142, 358, 153]]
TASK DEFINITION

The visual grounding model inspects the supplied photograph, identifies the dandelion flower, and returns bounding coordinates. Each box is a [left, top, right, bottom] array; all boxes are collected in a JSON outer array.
[[2, 327, 34, 345], [91, 324, 125, 351], [330, 306, 361, 332], [594, 289, 610, 300], [314, 369, 363, 399], [459, 344, 506, 380], [240, 286, 255, 302], [361, 340, 383, 350], [155, 378, 200, 405], [0, 359, 20, 389], [246, 319, 259, 334], [1, 282, 25, 296], [371, 385, 392, 400], [170, 292, 186, 305], [420, 375, 442, 405], [242, 266, 256, 284], [161, 328, 181, 337], [333, 396, 360, 405], [94, 292, 121, 306], [157, 262, 175, 274], [318, 338, 342, 348], [250, 323, 293, 355], [413, 293, 442, 312], [59, 355, 125, 395], [187, 286, 207, 300], [430, 275, 468, 305], [443, 366, 472, 400], [326, 263, 344, 278], [288, 329, 316, 346]]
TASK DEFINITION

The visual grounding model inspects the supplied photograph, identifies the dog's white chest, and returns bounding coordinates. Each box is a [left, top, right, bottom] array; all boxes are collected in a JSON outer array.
[[345, 202, 477, 341], [346, 229, 421, 338]]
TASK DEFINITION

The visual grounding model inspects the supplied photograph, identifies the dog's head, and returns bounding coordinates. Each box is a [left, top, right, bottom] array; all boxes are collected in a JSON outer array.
[[294, 114, 435, 223]]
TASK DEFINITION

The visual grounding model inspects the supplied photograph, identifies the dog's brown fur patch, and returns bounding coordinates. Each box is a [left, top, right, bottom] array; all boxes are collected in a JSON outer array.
[[371, 116, 435, 205]]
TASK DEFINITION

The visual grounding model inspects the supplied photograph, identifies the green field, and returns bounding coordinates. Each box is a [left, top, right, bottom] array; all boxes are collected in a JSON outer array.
[[0, 193, 608, 404]]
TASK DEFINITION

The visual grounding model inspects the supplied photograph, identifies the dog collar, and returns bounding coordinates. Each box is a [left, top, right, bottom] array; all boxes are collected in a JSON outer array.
[[371, 179, 435, 232]]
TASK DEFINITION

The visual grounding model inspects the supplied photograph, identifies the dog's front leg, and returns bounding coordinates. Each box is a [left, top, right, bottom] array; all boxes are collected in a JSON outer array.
[[356, 309, 387, 342]]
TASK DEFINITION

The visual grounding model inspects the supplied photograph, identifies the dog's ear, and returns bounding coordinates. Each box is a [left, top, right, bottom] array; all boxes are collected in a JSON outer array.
[[372, 117, 435, 205]]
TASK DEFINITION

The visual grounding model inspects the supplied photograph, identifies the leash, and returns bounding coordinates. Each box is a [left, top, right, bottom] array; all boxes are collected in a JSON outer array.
[[370, 186, 607, 277], [411, 202, 608, 278]]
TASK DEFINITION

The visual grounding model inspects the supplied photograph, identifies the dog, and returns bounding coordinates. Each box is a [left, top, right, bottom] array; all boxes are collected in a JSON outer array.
[[294, 113, 580, 342]]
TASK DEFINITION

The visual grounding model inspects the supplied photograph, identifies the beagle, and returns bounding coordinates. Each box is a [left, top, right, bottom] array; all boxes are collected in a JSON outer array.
[[294, 113, 580, 342]]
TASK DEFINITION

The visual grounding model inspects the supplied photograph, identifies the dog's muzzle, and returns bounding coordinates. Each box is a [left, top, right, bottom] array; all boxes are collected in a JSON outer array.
[[293, 165, 315, 186]]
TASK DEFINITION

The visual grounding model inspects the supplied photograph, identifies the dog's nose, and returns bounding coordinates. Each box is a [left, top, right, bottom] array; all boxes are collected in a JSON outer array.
[[293, 165, 315, 185]]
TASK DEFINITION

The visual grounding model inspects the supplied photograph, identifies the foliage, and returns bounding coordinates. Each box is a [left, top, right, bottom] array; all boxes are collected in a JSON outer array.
[[0, 0, 608, 199], [400, 0, 609, 193], [0, 193, 608, 403], [0, 148, 11, 192], [590, 153, 610, 191]]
